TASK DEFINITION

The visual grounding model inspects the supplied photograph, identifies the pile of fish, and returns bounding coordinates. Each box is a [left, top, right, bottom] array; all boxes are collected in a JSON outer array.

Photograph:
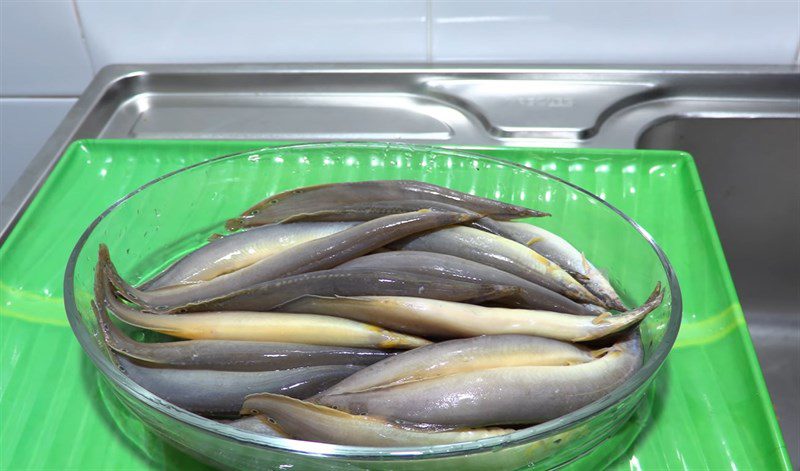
[[92, 180, 662, 447]]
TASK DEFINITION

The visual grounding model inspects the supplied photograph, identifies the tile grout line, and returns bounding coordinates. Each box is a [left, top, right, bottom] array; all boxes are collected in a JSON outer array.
[[794, 36, 800, 66], [426, 0, 433, 63], [70, 0, 97, 74]]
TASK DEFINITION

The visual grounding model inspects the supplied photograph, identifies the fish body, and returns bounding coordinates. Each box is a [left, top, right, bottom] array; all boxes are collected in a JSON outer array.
[[257, 198, 506, 235], [316, 333, 644, 426], [228, 180, 547, 230], [143, 222, 357, 290], [389, 226, 602, 306], [102, 210, 476, 311], [118, 357, 361, 418], [339, 251, 593, 315], [496, 221, 627, 310], [201, 268, 517, 312], [100, 274, 431, 349], [241, 393, 514, 446], [316, 335, 596, 397], [282, 284, 661, 342], [93, 295, 392, 371]]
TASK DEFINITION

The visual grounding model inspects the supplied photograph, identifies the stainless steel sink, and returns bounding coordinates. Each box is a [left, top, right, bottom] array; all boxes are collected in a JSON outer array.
[[639, 118, 800, 464], [1, 64, 798, 466]]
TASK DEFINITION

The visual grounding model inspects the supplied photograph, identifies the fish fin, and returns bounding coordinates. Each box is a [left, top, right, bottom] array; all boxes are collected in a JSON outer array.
[[525, 236, 545, 247], [276, 210, 340, 224], [147, 279, 205, 292], [90, 274, 126, 369], [590, 347, 613, 359], [90, 300, 116, 355], [225, 217, 245, 232], [91, 272, 121, 348], [566, 269, 591, 283], [591, 312, 613, 325], [581, 253, 590, 273], [312, 294, 377, 303], [390, 419, 459, 433]]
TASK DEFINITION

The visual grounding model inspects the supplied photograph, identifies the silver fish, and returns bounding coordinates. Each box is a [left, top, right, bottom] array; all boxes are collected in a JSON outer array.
[[389, 226, 603, 306], [92, 296, 392, 371], [259, 198, 506, 234], [241, 393, 515, 446], [495, 221, 627, 311], [315, 335, 597, 397], [282, 283, 662, 342], [316, 333, 644, 427], [143, 222, 357, 290], [338, 251, 594, 315], [100, 273, 431, 349], [227, 180, 547, 230], [102, 210, 477, 311], [118, 357, 361, 418], [199, 268, 518, 312]]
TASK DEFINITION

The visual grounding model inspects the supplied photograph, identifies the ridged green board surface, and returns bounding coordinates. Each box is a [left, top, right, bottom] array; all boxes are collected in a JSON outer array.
[[0, 140, 789, 470]]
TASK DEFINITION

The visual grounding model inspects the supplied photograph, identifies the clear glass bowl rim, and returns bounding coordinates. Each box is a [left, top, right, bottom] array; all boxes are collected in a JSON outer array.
[[64, 141, 682, 460]]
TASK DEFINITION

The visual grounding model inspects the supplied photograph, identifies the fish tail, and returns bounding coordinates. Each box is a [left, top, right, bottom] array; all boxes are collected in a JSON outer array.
[[522, 209, 551, 218], [91, 267, 140, 366], [578, 283, 663, 342], [91, 264, 116, 347], [91, 289, 144, 357], [606, 298, 629, 312], [98, 244, 150, 309], [618, 283, 664, 327]]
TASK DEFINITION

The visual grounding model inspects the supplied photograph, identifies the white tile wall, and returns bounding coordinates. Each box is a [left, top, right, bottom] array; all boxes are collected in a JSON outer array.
[[0, 98, 76, 199], [1, 0, 797, 202], [431, 1, 800, 64], [0, 1, 93, 96], [75, 0, 428, 68]]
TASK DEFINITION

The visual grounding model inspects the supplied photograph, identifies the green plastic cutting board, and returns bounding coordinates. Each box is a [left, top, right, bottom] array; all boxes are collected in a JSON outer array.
[[0, 140, 789, 470]]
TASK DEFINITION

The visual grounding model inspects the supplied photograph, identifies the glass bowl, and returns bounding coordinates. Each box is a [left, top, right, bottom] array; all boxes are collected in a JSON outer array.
[[65, 142, 681, 470]]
